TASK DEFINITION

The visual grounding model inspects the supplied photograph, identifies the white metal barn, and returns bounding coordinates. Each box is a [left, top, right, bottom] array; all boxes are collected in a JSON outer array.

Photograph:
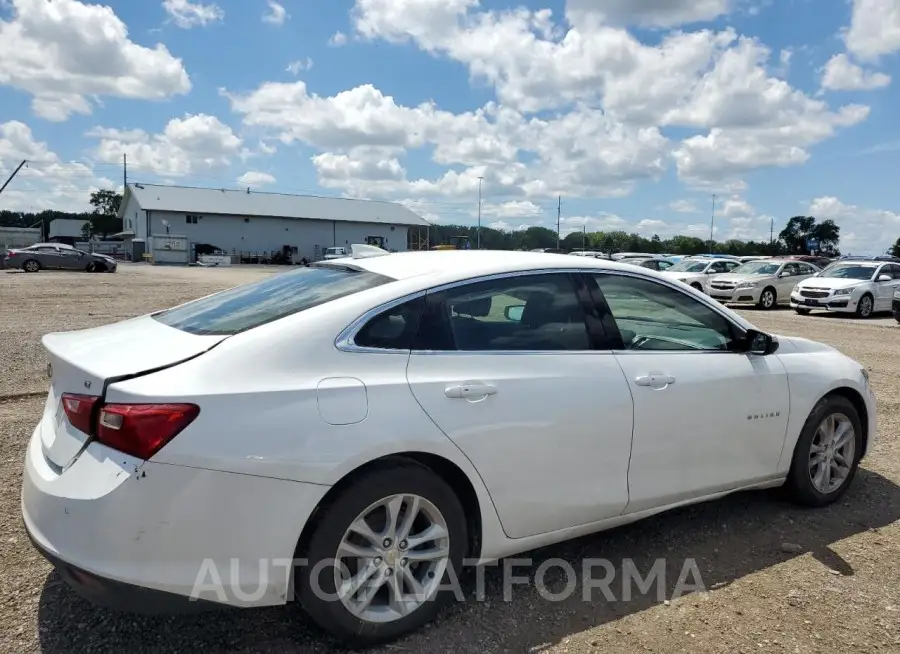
[[115, 183, 430, 263]]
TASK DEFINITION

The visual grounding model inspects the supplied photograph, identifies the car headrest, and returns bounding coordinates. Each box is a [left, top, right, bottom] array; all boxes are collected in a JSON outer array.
[[453, 297, 492, 317]]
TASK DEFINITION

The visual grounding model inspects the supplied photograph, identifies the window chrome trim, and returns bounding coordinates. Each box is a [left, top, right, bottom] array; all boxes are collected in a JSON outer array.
[[334, 290, 427, 354], [334, 266, 752, 355]]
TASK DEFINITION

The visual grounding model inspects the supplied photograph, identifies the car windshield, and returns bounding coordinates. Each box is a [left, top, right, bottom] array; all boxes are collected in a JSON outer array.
[[731, 261, 780, 275], [153, 264, 394, 335], [667, 260, 709, 272], [818, 264, 877, 280]]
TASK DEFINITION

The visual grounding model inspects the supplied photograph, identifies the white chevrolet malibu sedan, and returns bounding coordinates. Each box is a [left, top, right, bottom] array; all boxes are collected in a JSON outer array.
[[22, 250, 876, 647]]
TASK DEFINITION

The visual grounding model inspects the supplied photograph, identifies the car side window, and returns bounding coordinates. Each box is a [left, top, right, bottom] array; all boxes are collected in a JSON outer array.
[[798, 263, 815, 275], [709, 261, 726, 273], [592, 274, 735, 351], [416, 273, 591, 351], [724, 261, 740, 271], [783, 263, 801, 276], [354, 297, 426, 350], [657, 261, 673, 270]]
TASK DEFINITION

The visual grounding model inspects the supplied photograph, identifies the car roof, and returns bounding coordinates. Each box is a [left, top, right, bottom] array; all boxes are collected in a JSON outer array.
[[334, 249, 645, 283]]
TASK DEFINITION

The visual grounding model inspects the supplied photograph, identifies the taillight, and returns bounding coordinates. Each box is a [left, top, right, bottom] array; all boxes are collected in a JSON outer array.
[[61, 393, 99, 434], [96, 403, 200, 460]]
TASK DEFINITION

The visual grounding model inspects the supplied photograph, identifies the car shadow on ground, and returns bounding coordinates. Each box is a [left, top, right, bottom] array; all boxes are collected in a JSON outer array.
[[36, 469, 900, 653]]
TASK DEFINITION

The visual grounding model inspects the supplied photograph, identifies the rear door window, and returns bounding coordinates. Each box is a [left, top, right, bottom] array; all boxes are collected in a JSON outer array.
[[153, 265, 394, 335]]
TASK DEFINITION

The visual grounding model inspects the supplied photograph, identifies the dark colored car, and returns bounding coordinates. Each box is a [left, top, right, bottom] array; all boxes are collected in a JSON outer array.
[[4, 243, 118, 273], [773, 254, 833, 269], [894, 293, 900, 324]]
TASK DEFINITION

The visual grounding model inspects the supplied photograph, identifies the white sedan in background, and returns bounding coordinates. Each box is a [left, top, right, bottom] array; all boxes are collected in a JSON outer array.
[[708, 259, 820, 309], [22, 251, 875, 647], [660, 257, 742, 292], [791, 260, 900, 318]]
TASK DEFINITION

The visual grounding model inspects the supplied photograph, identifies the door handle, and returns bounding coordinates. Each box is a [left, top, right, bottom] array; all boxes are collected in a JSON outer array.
[[445, 383, 498, 399], [634, 373, 675, 389]]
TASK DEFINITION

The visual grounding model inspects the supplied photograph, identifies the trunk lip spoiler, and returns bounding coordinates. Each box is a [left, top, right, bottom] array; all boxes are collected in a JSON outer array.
[[47, 337, 230, 472]]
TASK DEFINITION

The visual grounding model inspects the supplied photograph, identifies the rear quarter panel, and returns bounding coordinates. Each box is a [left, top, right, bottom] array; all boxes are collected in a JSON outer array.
[[106, 296, 506, 555]]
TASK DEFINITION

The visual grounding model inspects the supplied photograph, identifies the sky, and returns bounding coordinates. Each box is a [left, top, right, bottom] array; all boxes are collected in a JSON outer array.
[[1, 0, 900, 254]]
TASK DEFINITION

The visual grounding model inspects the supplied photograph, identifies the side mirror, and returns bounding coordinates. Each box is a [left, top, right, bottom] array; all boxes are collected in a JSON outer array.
[[744, 329, 779, 355], [504, 305, 525, 322], [877, 274, 892, 282]]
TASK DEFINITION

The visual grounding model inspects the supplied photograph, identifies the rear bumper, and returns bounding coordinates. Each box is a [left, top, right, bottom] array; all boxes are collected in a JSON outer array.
[[25, 525, 216, 614], [22, 421, 329, 610]]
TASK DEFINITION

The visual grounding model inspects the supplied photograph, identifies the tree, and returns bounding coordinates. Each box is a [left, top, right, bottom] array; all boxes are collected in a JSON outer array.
[[85, 189, 123, 238], [891, 237, 900, 258], [778, 215, 840, 255]]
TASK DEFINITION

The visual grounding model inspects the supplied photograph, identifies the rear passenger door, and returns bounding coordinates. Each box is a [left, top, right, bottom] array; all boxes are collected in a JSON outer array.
[[405, 272, 635, 539]]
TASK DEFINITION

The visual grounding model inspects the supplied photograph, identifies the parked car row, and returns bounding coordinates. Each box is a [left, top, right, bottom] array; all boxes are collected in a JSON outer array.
[[638, 253, 900, 320]]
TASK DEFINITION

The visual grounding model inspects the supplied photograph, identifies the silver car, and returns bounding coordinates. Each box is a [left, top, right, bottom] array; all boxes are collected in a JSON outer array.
[[4, 243, 118, 273], [708, 259, 819, 309]]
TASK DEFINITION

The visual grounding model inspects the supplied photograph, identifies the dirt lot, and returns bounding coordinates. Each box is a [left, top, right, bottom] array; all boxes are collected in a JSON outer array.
[[2, 264, 900, 653]]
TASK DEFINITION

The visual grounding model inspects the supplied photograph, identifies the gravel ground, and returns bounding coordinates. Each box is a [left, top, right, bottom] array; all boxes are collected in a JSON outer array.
[[2, 264, 900, 653]]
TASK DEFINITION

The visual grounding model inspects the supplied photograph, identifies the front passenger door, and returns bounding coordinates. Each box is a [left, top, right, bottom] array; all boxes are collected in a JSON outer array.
[[589, 272, 790, 514], [405, 272, 635, 539]]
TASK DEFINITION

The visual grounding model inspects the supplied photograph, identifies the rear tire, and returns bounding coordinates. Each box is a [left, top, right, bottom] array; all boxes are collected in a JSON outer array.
[[22, 259, 40, 273], [297, 462, 467, 648], [856, 293, 874, 318], [784, 395, 863, 507], [758, 287, 776, 310]]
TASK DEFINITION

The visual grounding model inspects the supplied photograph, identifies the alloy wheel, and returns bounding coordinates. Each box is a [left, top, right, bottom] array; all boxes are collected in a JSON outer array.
[[808, 412, 856, 494], [858, 296, 873, 318], [334, 493, 451, 624]]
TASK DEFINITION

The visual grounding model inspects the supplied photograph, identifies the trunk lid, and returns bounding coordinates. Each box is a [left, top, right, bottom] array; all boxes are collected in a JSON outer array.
[[40, 315, 227, 470]]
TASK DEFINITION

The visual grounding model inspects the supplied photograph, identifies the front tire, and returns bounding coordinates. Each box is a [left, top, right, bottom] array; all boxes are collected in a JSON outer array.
[[758, 287, 776, 310], [795, 308, 812, 316], [856, 293, 874, 319], [785, 395, 863, 507], [298, 462, 467, 648]]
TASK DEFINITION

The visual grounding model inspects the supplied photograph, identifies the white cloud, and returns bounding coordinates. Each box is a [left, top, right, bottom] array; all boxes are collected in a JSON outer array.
[[87, 114, 242, 177], [329, 31, 348, 46], [480, 200, 543, 218], [821, 53, 891, 91], [237, 170, 276, 187], [0, 0, 191, 121], [286, 58, 314, 75], [225, 81, 669, 199], [844, 0, 900, 60], [262, 1, 288, 26], [162, 0, 224, 29], [565, 0, 732, 29], [0, 120, 115, 212], [809, 196, 900, 254], [669, 199, 699, 213], [348, 1, 869, 189]]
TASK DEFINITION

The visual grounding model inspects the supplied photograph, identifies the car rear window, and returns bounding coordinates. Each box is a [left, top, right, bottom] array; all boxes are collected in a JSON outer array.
[[153, 264, 394, 335]]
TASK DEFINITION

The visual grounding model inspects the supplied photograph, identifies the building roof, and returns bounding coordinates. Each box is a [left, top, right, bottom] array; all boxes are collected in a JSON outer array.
[[119, 183, 430, 227]]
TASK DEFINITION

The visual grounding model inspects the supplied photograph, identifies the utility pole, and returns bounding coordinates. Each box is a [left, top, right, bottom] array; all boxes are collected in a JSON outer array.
[[0, 160, 26, 197], [476, 176, 483, 250], [582, 224, 586, 251], [769, 217, 774, 246], [556, 195, 561, 250], [708, 193, 716, 252], [123, 153, 127, 189]]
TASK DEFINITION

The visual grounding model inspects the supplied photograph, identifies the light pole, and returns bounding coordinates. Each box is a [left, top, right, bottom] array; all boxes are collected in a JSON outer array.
[[476, 176, 483, 249], [708, 193, 716, 252]]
